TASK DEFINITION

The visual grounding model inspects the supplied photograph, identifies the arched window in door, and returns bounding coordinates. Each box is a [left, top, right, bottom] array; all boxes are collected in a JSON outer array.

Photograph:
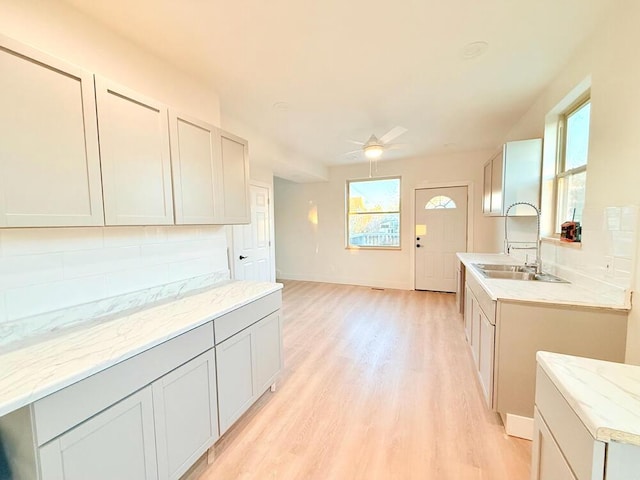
[[425, 195, 457, 209]]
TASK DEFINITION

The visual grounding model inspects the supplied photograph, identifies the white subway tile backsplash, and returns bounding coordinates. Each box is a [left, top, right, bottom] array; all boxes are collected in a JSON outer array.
[[0, 253, 64, 289], [105, 264, 170, 297], [5, 275, 106, 321], [63, 246, 141, 278], [0, 224, 230, 334], [168, 257, 215, 283], [0, 228, 103, 256], [103, 227, 143, 248]]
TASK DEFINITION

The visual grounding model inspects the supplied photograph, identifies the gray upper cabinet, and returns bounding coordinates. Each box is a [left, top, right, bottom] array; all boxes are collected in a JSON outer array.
[[169, 112, 219, 225], [483, 138, 542, 216], [95, 77, 174, 226], [217, 129, 250, 224], [0, 35, 104, 227]]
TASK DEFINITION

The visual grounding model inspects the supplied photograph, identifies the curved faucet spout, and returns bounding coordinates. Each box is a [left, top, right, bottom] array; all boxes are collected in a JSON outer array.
[[504, 202, 542, 274]]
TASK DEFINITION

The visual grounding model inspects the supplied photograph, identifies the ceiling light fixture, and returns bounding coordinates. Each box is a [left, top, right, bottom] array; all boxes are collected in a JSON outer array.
[[363, 134, 384, 159], [462, 41, 489, 60]]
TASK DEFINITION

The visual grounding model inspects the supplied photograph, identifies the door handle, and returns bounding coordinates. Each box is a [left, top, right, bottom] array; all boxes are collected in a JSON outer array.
[[416, 244, 421, 248], [239, 255, 248, 260]]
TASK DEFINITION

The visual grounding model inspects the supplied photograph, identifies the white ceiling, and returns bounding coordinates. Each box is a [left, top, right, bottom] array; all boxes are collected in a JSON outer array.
[[63, 0, 611, 173]]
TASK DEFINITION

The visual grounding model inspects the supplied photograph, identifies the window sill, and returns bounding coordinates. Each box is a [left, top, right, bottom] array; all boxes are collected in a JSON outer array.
[[346, 246, 402, 251], [541, 236, 582, 249]]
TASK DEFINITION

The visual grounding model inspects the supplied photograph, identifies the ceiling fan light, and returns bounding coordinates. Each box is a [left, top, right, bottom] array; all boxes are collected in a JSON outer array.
[[364, 145, 383, 159]]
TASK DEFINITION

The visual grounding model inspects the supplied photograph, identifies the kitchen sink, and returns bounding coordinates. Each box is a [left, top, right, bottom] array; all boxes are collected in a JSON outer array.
[[472, 263, 569, 283]]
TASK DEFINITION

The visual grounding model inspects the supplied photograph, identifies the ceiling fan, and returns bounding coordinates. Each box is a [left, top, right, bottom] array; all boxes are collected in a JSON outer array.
[[345, 126, 408, 176]]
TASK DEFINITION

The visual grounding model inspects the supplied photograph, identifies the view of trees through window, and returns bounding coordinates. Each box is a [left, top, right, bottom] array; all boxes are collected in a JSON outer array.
[[347, 177, 400, 248]]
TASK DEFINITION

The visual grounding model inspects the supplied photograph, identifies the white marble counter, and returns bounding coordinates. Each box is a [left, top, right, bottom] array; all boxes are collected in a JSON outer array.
[[537, 351, 640, 446], [457, 253, 629, 310], [0, 280, 282, 418]]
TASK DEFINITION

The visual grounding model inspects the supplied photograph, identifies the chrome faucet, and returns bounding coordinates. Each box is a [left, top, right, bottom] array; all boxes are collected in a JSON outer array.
[[504, 202, 542, 274]]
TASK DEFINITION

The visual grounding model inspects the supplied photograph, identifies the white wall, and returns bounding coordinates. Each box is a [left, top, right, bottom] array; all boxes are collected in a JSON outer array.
[[496, 0, 640, 363], [0, 0, 229, 336], [274, 151, 497, 290]]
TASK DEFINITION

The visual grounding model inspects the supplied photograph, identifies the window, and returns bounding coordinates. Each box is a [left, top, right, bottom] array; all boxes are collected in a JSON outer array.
[[425, 195, 457, 209], [347, 177, 400, 248], [555, 97, 590, 232]]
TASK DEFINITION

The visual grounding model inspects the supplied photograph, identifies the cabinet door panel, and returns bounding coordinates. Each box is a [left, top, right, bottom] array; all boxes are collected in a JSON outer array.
[[39, 387, 157, 480], [490, 150, 504, 216], [253, 311, 283, 394], [471, 298, 481, 368], [531, 409, 576, 480], [216, 329, 255, 434], [96, 77, 173, 226], [479, 311, 495, 408], [153, 349, 218, 480], [0, 36, 103, 227], [169, 113, 218, 224], [217, 130, 249, 224], [464, 285, 473, 343], [482, 161, 492, 215]]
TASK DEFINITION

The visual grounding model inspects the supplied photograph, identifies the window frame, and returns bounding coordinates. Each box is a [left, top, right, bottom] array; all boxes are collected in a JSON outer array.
[[345, 176, 401, 250], [553, 94, 590, 234]]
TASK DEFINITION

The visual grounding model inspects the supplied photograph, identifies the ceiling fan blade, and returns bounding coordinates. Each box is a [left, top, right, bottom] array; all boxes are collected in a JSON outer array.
[[385, 143, 408, 150], [379, 126, 408, 145], [348, 140, 365, 146], [342, 149, 362, 155]]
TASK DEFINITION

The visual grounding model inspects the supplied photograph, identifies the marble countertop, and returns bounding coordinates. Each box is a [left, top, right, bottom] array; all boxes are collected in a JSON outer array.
[[0, 280, 282, 418], [537, 351, 640, 446], [457, 253, 629, 310]]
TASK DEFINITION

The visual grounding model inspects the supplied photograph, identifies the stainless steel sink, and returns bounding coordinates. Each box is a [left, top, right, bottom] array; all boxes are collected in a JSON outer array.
[[472, 263, 569, 283], [474, 264, 534, 273]]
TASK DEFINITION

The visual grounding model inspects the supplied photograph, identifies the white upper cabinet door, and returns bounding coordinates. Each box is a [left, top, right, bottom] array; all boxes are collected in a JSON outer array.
[[0, 35, 104, 227], [216, 129, 250, 224], [169, 112, 219, 224], [95, 77, 174, 226]]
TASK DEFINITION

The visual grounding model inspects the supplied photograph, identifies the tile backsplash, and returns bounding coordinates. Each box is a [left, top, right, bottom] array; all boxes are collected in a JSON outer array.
[[0, 225, 230, 343], [540, 205, 639, 303]]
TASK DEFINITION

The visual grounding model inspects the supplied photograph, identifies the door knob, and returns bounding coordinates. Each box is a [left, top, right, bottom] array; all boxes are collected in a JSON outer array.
[[239, 255, 248, 260]]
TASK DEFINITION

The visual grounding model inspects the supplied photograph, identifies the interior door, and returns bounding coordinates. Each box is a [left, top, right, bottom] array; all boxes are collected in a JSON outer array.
[[233, 184, 273, 281], [414, 186, 468, 292]]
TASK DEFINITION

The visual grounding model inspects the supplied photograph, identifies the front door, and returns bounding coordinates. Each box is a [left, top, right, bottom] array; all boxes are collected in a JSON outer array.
[[233, 184, 273, 281], [414, 186, 468, 292]]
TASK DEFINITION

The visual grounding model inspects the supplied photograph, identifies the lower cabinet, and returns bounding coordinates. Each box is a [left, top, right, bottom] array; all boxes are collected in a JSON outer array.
[[463, 277, 496, 409], [39, 386, 159, 480], [153, 350, 218, 480], [531, 408, 576, 480], [217, 310, 282, 435]]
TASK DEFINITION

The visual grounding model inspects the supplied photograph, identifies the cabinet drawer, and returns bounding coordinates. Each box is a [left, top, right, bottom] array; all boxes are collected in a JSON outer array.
[[534, 366, 605, 480], [34, 323, 214, 446], [214, 291, 281, 344], [466, 274, 496, 325]]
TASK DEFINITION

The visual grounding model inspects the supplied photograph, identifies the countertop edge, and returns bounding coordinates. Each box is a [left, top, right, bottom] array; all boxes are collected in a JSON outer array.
[[0, 281, 283, 418], [537, 351, 640, 448]]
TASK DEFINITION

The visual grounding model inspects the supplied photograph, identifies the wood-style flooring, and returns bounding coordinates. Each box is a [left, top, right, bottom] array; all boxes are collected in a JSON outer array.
[[197, 280, 531, 479]]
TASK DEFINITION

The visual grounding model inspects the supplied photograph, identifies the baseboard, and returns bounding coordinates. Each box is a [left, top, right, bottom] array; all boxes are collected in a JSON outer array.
[[276, 272, 411, 291], [503, 413, 534, 440]]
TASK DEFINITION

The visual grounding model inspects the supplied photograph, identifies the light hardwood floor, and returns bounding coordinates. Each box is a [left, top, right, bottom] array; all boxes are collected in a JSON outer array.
[[197, 280, 531, 479]]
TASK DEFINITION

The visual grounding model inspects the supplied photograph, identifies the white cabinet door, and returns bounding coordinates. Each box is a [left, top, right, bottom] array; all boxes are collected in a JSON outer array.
[[464, 284, 473, 343], [0, 35, 104, 227], [531, 409, 577, 480], [471, 297, 481, 368], [216, 328, 255, 435], [169, 112, 219, 224], [482, 161, 492, 215], [253, 311, 283, 394], [153, 349, 219, 480], [479, 310, 495, 408], [95, 77, 174, 226], [490, 150, 504, 216], [216, 129, 250, 224], [39, 386, 158, 480]]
